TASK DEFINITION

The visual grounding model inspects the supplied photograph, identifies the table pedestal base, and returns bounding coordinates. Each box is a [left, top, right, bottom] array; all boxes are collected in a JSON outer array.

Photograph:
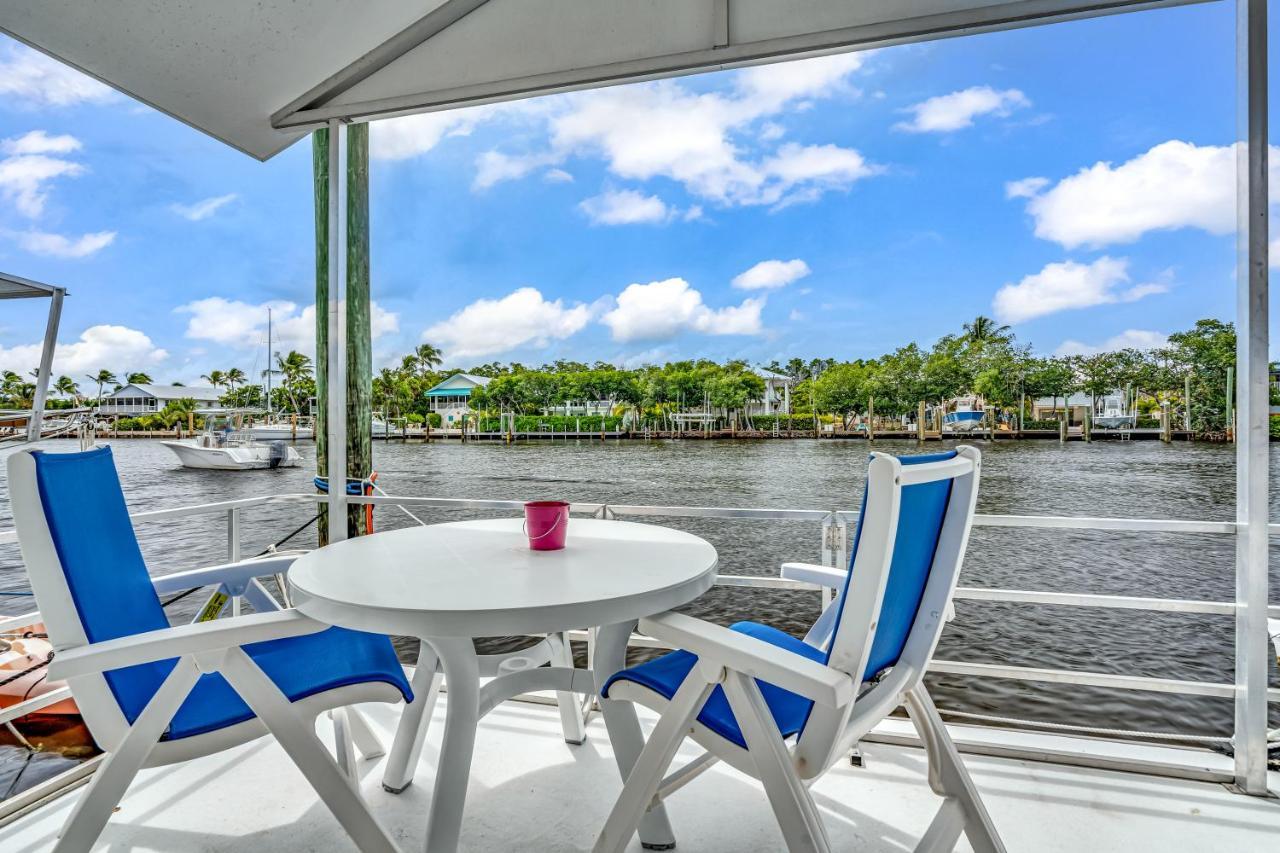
[[381, 624, 678, 853]]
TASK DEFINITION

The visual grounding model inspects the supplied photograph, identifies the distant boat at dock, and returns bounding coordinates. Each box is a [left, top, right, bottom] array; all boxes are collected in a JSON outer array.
[[1093, 393, 1137, 430], [161, 413, 301, 470], [943, 396, 986, 432]]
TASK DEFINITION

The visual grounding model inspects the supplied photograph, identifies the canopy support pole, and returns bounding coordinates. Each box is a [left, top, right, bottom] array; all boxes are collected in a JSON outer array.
[[27, 286, 64, 442], [1232, 0, 1270, 796], [322, 120, 349, 543]]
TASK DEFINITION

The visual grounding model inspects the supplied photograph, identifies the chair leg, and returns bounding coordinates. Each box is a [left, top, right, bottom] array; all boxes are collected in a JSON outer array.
[[383, 640, 442, 793], [56, 658, 201, 852], [595, 621, 678, 850], [330, 708, 358, 787], [550, 632, 586, 744], [594, 671, 715, 853], [346, 707, 385, 760], [722, 672, 831, 853], [219, 648, 397, 853], [904, 686, 1006, 853]]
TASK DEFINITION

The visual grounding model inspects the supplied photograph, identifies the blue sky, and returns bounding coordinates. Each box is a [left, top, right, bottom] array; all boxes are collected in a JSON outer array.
[[0, 2, 1265, 387]]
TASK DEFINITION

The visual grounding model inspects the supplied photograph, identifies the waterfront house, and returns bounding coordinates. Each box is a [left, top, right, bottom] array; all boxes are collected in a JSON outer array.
[[749, 367, 794, 416], [423, 373, 491, 426], [1031, 392, 1093, 424], [97, 383, 221, 416]]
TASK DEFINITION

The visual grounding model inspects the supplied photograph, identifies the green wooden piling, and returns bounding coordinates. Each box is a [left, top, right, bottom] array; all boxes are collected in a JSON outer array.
[[314, 124, 373, 544]]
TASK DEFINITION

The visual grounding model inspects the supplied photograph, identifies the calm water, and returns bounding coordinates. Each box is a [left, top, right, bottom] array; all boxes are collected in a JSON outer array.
[[2, 437, 1278, 743]]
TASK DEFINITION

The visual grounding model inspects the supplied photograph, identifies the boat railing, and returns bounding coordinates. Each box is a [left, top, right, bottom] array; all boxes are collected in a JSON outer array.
[[1, 492, 1276, 793]]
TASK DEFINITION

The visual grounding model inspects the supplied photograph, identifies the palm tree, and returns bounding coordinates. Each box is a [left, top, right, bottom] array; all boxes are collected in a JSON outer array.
[[87, 369, 118, 404], [225, 367, 247, 390], [201, 370, 228, 389], [962, 316, 1012, 346], [54, 375, 80, 404], [275, 351, 313, 413], [414, 342, 443, 375], [126, 371, 153, 385]]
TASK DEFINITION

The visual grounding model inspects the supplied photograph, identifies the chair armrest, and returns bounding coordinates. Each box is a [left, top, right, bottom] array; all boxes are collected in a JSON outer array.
[[49, 610, 325, 680], [779, 562, 848, 589], [150, 555, 300, 595], [638, 612, 854, 708]]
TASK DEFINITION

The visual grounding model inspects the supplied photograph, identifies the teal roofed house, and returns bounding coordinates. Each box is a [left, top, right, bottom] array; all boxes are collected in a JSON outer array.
[[424, 373, 491, 426]]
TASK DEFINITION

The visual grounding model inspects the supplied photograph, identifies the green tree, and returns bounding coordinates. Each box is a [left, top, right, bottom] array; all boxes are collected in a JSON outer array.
[[87, 369, 118, 404], [814, 363, 870, 427], [126, 371, 153, 385], [54, 375, 80, 403], [201, 370, 227, 390], [225, 367, 247, 389]]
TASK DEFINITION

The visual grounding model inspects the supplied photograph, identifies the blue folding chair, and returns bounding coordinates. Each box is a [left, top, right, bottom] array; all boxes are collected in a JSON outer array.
[[595, 446, 1004, 852], [8, 447, 411, 852]]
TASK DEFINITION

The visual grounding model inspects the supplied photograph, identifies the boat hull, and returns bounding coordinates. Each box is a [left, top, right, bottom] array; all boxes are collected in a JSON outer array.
[[943, 411, 985, 432], [1093, 416, 1137, 430], [161, 440, 301, 470], [245, 425, 313, 440]]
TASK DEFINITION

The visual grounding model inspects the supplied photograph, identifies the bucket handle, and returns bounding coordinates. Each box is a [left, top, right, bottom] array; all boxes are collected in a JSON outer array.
[[523, 510, 566, 540]]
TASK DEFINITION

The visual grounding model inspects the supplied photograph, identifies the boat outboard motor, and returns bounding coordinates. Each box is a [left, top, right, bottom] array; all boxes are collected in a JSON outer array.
[[269, 439, 287, 469]]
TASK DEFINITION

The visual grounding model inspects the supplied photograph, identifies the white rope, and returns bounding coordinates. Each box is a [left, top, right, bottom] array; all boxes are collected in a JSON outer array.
[[935, 707, 1233, 744]]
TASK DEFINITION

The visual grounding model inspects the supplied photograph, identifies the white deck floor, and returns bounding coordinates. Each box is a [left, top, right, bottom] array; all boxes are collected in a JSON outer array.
[[3, 692, 1277, 852]]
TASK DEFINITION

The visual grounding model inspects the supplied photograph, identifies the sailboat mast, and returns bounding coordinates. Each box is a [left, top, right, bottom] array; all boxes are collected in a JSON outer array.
[[266, 308, 272, 416]]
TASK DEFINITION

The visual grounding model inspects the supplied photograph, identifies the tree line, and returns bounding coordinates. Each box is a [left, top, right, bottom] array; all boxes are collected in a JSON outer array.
[[0, 317, 1250, 437]]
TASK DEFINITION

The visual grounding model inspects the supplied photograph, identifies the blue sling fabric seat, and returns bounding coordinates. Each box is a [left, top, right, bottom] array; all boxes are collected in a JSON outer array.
[[602, 450, 956, 747], [31, 446, 411, 740]]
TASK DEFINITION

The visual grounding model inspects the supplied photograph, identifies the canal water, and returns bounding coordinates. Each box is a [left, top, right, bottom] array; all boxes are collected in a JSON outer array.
[[1, 437, 1277, 768]]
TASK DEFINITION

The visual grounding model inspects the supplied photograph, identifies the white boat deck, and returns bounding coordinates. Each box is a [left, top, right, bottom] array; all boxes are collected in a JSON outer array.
[[4, 689, 1277, 852]]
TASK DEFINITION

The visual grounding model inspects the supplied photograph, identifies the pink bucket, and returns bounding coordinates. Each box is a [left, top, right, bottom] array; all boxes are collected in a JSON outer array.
[[524, 501, 569, 550]]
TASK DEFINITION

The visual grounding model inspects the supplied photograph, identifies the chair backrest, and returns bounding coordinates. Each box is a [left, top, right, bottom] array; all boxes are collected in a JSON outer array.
[[796, 445, 980, 774], [7, 447, 171, 747]]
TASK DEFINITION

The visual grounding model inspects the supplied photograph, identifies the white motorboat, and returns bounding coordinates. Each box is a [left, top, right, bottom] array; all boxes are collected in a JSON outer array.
[[1093, 393, 1137, 430], [244, 420, 314, 440], [943, 395, 986, 432], [161, 415, 301, 470]]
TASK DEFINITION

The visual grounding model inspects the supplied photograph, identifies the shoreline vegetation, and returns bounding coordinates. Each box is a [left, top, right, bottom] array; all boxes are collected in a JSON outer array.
[[6, 316, 1270, 441]]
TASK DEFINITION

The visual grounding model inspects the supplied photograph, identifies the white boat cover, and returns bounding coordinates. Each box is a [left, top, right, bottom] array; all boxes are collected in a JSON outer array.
[[0, 0, 1208, 160]]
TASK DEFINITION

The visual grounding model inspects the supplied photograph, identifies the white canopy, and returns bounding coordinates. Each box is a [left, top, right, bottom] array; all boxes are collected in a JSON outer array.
[[1, 0, 1208, 160]]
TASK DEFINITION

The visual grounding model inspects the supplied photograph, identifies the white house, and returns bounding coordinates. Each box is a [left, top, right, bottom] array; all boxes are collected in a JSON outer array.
[[423, 373, 491, 425], [98, 384, 221, 416], [749, 367, 795, 416]]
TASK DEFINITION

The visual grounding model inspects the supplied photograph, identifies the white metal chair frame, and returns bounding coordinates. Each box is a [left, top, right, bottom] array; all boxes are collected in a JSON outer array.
[[596, 446, 1004, 853], [8, 450, 401, 853]]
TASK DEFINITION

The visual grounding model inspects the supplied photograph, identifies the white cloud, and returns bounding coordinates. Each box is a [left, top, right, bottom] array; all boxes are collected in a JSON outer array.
[[177, 297, 398, 354], [1271, 236, 1280, 268], [423, 287, 592, 360], [0, 44, 116, 108], [895, 86, 1029, 133], [1055, 329, 1169, 357], [992, 257, 1168, 324], [1015, 140, 1280, 249], [579, 189, 670, 225], [544, 168, 574, 183], [600, 278, 765, 342], [732, 258, 811, 290], [0, 150, 85, 218], [1, 130, 81, 156], [12, 229, 115, 258], [475, 53, 875, 207], [1004, 176, 1048, 199], [171, 193, 237, 222], [0, 325, 166, 376]]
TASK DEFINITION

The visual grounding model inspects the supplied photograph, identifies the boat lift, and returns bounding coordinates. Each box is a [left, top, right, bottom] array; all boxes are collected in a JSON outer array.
[[0, 272, 66, 443]]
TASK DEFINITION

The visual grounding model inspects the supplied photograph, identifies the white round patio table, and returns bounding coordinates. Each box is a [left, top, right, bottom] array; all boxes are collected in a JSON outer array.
[[289, 517, 718, 853]]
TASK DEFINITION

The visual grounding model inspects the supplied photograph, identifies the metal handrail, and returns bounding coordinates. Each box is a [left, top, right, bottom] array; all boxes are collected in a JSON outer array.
[[1, 491, 1276, 728]]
